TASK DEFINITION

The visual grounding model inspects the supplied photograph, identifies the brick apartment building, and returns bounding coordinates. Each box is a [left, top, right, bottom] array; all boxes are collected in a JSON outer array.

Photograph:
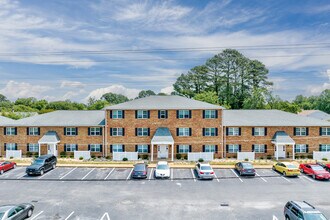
[[0, 96, 329, 161]]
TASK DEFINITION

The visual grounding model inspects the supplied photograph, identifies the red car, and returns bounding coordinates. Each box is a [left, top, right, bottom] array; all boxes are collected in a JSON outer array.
[[0, 161, 17, 175], [317, 162, 330, 172], [299, 163, 330, 180]]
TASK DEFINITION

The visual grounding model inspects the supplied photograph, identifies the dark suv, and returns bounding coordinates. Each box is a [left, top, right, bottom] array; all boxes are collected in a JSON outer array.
[[284, 201, 327, 220], [26, 155, 57, 176]]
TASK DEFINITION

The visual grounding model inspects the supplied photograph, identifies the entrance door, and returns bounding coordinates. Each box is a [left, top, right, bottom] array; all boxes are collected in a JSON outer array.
[[47, 144, 58, 156], [275, 145, 286, 158], [158, 145, 168, 159]]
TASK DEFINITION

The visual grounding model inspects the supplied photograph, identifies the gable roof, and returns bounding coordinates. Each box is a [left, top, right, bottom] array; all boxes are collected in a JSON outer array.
[[39, 131, 60, 143], [151, 127, 174, 144], [0, 115, 15, 125], [223, 110, 330, 126], [271, 131, 295, 144], [299, 110, 330, 121], [6, 110, 105, 126], [105, 95, 224, 110]]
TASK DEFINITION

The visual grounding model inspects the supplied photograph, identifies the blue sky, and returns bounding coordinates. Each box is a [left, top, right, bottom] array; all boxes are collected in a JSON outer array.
[[0, 0, 329, 102]]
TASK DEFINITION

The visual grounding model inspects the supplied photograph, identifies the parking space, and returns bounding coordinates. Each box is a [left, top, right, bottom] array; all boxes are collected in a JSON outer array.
[[172, 169, 194, 180], [109, 168, 133, 180], [85, 168, 112, 180], [0, 166, 25, 179], [214, 168, 241, 182], [30, 209, 111, 220]]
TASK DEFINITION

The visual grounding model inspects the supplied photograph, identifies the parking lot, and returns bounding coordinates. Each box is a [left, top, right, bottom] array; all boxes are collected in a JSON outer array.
[[0, 166, 329, 219]]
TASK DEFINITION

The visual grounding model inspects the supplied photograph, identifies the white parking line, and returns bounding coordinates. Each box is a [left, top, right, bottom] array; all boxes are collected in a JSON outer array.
[[17, 172, 27, 179], [38, 168, 57, 179], [60, 167, 77, 180], [213, 172, 220, 182], [126, 168, 133, 181], [148, 168, 153, 181], [271, 170, 290, 182], [31, 211, 43, 220], [301, 175, 315, 183], [256, 172, 267, 182], [170, 168, 173, 181], [81, 168, 95, 180], [230, 169, 243, 182], [190, 169, 196, 182], [65, 211, 75, 220], [281, 176, 291, 183], [100, 212, 110, 220], [104, 168, 115, 180]]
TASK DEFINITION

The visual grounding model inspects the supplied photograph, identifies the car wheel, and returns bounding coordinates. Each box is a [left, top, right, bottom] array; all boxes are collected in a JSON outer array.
[[300, 169, 304, 173], [239, 171, 242, 176], [40, 169, 44, 176], [52, 164, 56, 169], [13, 164, 16, 169], [0, 169, 3, 175], [272, 166, 275, 171], [285, 215, 290, 220], [283, 171, 286, 177], [27, 208, 33, 217], [312, 174, 316, 179]]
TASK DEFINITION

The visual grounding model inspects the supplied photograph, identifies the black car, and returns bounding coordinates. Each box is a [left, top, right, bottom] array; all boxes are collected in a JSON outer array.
[[26, 154, 57, 176], [235, 162, 256, 176], [131, 163, 148, 179], [0, 203, 34, 220]]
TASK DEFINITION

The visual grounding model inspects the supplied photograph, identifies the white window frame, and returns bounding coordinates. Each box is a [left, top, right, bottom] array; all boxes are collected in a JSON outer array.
[[178, 110, 190, 119], [254, 144, 265, 153], [137, 144, 148, 153], [6, 143, 16, 150], [178, 145, 189, 153], [28, 127, 39, 136], [90, 144, 101, 152], [228, 144, 239, 153], [28, 143, 39, 152], [6, 127, 16, 136], [320, 144, 330, 152], [321, 127, 330, 136], [137, 110, 148, 119], [137, 128, 148, 136], [204, 128, 216, 136], [228, 127, 239, 136], [295, 127, 307, 136], [90, 127, 101, 136], [204, 110, 216, 119], [112, 128, 123, 136], [178, 128, 190, 136], [112, 110, 123, 119], [205, 145, 216, 152], [295, 144, 307, 153], [66, 144, 77, 152], [112, 144, 123, 152], [254, 127, 265, 136], [159, 110, 167, 119], [66, 127, 77, 136]]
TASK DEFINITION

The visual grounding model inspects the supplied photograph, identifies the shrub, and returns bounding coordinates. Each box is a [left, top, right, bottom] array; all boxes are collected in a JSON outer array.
[[300, 155, 305, 159], [183, 155, 188, 160], [176, 153, 182, 160], [79, 156, 84, 160], [260, 156, 264, 160], [266, 155, 272, 160], [244, 158, 249, 162], [10, 156, 13, 159], [142, 154, 149, 160], [98, 156, 102, 159], [70, 155, 74, 159], [106, 156, 111, 160], [26, 152, 32, 157], [91, 155, 96, 159], [198, 158, 204, 162], [322, 158, 328, 161], [60, 151, 66, 158], [123, 157, 128, 161], [307, 154, 313, 159]]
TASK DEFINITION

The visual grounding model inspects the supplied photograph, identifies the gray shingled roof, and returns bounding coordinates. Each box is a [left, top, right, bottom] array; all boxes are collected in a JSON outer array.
[[151, 127, 174, 144], [223, 110, 330, 126], [0, 115, 15, 125], [6, 110, 105, 126], [105, 95, 224, 110], [299, 110, 330, 121], [39, 131, 60, 143], [271, 131, 295, 144]]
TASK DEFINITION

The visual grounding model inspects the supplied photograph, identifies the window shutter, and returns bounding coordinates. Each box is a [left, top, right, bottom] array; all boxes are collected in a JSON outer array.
[[147, 110, 150, 119], [27, 144, 29, 152], [110, 145, 113, 152], [100, 145, 103, 153], [238, 145, 242, 152], [64, 128, 67, 135], [306, 128, 309, 136], [176, 145, 179, 153], [4, 143, 6, 151], [202, 110, 205, 119], [88, 144, 90, 151], [27, 127, 29, 135], [189, 110, 192, 118], [189, 128, 192, 136], [15, 127, 17, 135], [252, 144, 255, 152], [110, 110, 112, 119], [135, 128, 138, 136], [176, 110, 179, 118], [4, 128, 6, 135], [148, 145, 150, 153], [100, 128, 103, 136], [122, 110, 125, 119], [158, 110, 160, 119], [110, 128, 113, 136], [293, 127, 296, 136], [215, 145, 218, 153], [15, 143, 18, 150], [202, 128, 205, 136], [319, 128, 322, 135], [64, 144, 67, 152], [76, 144, 78, 151], [38, 127, 40, 135], [135, 110, 138, 119], [215, 110, 218, 118], [264, 128, 267, 136], [294, 144, 297, 153], [215, 128, 218, 136], [319, 144, 322, 151], [306, 144, 309, 153], [226, 127, 229, 136], [165, 110, 168, 119], [88, 128, 91, 136], [148, 128, 150, 136], [238, 128, 241, 136], [135, 145, 138, 152], [189, 145, 192, 152], [123, 145, 125, 152], [76, 127, 78, 135], [122, 128, 125, 136], [176, 128, 179, 136], [264, 145, 267, 153], [202, 145, 205, 152], [252, 128, 255, 136], [226, 145, 228, 153]]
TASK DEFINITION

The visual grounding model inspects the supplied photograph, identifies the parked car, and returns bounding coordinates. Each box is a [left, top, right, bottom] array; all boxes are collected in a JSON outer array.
[[299, 163, 330, 180], [26, 154, 57, 176], [272, 162, 300, 177], [235, 162, 255, 176], [131, 163, 148, 179], [0, 203, 34, 220], [195, 162, 214, 180], [0, 161, 16, 175], [316, 162, 330, 172], [154, 161, 170, 179], [284, 201, 327, 220]]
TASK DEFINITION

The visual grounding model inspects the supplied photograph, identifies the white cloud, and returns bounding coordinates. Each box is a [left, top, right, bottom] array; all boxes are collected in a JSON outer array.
[[268, 77, 287, 91], [61, 89, 86, 100], [160, 86, 174, 94], [85, 84, 140, 101], [0, 80, 51, 99], [306, 69, 330, 95], [60, 80, 85, 88]]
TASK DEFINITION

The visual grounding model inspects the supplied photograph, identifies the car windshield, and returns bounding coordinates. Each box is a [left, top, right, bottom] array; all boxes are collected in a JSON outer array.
[[286, 165, 297, 169], [33, 159, 44, 165], [304, 213, 327, 220], [157, 165, 168, 170], [0, 212, 4, 218], [242, 163, 253, 168], [201, 166, 212, 170], [134, 165, 145, 171], [311, 166, 324, 171]]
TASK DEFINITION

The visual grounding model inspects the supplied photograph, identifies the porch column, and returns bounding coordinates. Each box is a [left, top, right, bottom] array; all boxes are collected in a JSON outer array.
[[292, 144, 295, 160], [171, 143, 174, 161], [276, 144, 279, 160], [151, 143, 154, 162], [38, 143, 41, 157]]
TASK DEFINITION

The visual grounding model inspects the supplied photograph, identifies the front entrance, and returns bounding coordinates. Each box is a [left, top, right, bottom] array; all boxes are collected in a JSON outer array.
[[47, 144, 58, 156], [157, 145, 168, 159], [274, 145, 286, 158]]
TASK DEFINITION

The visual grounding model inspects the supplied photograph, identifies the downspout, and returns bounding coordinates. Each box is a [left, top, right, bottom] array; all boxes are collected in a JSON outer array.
[[104, 110, 107, 158]]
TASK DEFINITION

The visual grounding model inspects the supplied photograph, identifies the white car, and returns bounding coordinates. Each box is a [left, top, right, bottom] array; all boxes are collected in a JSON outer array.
[[154, 161, 170, 178]]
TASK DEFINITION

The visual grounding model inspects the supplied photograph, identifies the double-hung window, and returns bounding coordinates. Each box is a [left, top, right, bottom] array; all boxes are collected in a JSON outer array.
[[321, 127, 330, 136], [204, 145, 216, 152], [90, 127, 101, 136], [178, 128, 190, 136], [5, 127, 16, 136], [295, 127, 307, 136], [112, 144, 123, 152], [178, 145, 190, 153], [228, 127, 240, 136], [137, 144, 148, 153], [28, 127, 39, 136], [295, 144, 307, 153], [112, 110, 123, 119], [137, 110, 149, 119], [253, 127, 265, 136], [204, 110, 217, 119], [65, 127, 77, 136], [28, 143, 39, 152], [204, 128, 217, 136], [320, 144, 330, 152], [66, 144, 77, 152], [159, 110, 167, 119], [253, 144, 265, 153], [228, 144, 239, 153], [136, 128, 149, 136], [5, 143, 16, 150], [111, 128, 124, 136], [178, 110, 190, 119], [90, 144, 101, 152]]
